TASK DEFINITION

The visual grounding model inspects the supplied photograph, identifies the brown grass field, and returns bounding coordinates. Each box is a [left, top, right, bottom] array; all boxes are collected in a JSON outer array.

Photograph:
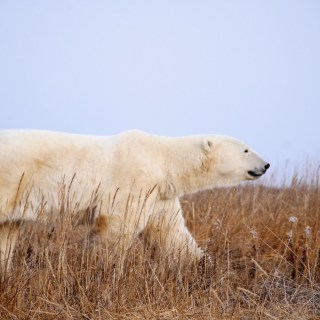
[[0, 169, 320, 319]]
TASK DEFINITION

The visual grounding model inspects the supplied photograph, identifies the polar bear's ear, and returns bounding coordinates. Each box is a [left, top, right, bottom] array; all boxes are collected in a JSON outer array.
[[202, 138, 213, 153]]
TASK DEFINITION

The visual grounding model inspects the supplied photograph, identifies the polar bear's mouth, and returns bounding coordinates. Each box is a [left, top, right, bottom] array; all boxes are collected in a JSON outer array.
[[247, 163, 270, 179], [247, 170, 264, 178]]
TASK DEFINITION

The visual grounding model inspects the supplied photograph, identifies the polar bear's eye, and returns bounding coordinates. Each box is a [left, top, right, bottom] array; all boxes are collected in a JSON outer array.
[[244, 149, 249, 153]]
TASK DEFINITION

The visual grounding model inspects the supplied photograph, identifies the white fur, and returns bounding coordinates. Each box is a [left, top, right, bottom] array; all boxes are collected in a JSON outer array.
[[0, 129, 269, 266]]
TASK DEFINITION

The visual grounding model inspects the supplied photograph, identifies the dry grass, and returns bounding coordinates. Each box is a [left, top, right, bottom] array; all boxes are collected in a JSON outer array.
[[1, 171, 320, 319]]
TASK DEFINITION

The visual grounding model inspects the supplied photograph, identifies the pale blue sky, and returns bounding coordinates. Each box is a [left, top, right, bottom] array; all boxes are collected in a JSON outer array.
[[1, 1, 319, 178]]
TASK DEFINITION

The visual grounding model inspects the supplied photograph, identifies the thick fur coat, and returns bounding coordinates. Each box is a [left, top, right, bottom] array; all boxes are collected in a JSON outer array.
[[0, 130, 269, 267]]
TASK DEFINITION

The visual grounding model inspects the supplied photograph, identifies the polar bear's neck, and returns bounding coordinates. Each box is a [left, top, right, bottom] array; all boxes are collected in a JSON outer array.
[[159, 136, 217, 197]]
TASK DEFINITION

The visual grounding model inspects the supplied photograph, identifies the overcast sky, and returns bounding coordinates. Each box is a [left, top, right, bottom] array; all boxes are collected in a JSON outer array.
[[0, 1, 319, 181]]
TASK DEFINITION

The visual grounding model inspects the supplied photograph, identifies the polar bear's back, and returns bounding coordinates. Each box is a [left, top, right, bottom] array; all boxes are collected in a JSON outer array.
[[0, 129, 111, 151], [0, 130, 116, 174]]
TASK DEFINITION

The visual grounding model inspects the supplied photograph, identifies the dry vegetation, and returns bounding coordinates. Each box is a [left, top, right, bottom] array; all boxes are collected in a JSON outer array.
[[1, 170, 320, 319]]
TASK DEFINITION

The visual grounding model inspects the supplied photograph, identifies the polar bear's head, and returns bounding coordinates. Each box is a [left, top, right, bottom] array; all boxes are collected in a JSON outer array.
[[201, 136, 270, 187]]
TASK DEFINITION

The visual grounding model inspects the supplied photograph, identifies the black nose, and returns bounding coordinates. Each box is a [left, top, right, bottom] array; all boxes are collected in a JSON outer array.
[[265, 163, 270, 170]]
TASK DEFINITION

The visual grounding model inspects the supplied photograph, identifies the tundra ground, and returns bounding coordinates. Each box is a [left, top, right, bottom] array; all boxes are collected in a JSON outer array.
[[0, 171, 319, 319]]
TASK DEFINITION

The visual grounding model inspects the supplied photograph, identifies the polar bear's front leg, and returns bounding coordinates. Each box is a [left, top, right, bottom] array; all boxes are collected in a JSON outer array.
[[144, 199, 204, 262]]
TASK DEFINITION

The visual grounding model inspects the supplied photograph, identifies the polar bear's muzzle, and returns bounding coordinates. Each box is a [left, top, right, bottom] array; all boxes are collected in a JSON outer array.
[[247, 163, 270, 179]]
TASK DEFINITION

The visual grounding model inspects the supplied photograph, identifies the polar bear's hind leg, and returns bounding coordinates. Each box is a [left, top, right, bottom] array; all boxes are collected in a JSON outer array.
[[0, 222, 21, 273]]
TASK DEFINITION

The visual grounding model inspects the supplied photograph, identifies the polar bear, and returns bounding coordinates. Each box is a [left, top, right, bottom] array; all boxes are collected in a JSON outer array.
[[0, 130, 269, 269]]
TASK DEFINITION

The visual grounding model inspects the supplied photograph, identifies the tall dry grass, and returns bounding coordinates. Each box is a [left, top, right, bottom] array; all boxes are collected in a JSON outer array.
[[0, 170, 320, 319]]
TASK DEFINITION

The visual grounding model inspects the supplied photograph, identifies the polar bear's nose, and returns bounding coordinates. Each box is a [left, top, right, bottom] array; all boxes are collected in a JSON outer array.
[[264, 163, 270, 170]]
